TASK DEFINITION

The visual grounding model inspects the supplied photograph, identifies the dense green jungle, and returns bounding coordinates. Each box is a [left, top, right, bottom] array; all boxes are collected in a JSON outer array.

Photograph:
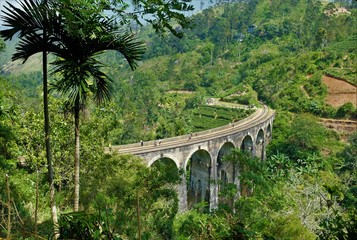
[[0, 0, 356, 239]]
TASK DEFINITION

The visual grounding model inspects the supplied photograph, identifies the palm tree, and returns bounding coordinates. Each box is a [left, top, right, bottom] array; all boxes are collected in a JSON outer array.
[[0, 0, 60, 228], [49, 7, 145, 211], [1, 0, 144, 214]]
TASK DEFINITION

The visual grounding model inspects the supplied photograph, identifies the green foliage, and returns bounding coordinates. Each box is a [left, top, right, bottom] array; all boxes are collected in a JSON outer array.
[[1, 0, 356, 239], [133, 0, 356, 116], [49, 7, 145, 107], [269, 113, 340, 162], [174, 209, 232, 240], [266, 152, 292, 179], [265, 114, 356, 238], [184, 89, 206, 110], [214, 148, 322, 239], [0, 37, 5, 53], [336, 102, 356, 118], [80, 154, 180, 239], [338, 132, 357, 175], [0, 77, 22, 162], [190, 105, 252, 131], [327, 35, 357, 53], [304, 72, 327, 101], [55, 211, 119, 240], [56, 0, 194, 38], [222, 146, 357, 239], [222, 84, 260, 107], [288, 114, 328, 155], [337, 133, 357, 221]]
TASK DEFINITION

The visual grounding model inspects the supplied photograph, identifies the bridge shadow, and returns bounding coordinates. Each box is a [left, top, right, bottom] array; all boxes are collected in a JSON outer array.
[[217, 142, 235, 207], [186, 150, 211, 210]]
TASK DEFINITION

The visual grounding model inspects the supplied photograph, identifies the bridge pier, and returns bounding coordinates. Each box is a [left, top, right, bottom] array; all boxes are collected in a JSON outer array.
[[178, 166, 188, 212], [210, 152, 219, 210]]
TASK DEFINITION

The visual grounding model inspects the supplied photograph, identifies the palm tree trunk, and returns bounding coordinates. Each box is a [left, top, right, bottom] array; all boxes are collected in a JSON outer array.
[[35, 169, 39, 235], [6, 174, 11, 239], [43, 19, 58, 232], [74, 98, 80, 212]]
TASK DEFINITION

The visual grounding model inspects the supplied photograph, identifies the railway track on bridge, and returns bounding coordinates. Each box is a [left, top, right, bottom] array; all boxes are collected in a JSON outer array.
[[109, 106, 275, 155]]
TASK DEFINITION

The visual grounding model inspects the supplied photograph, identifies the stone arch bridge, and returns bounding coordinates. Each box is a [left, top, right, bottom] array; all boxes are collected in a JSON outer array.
[[109, 106, 275, 212]]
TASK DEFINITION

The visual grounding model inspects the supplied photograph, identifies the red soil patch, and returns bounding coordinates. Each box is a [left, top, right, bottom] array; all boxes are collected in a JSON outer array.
[[322, 75, 356, 108]]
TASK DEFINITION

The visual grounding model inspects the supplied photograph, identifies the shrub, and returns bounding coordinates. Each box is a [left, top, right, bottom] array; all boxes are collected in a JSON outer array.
[[336, 102, 356, 119]]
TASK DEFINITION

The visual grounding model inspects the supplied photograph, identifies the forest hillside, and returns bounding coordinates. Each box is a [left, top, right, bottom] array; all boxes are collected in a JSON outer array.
[[0, 0, 356, 239]]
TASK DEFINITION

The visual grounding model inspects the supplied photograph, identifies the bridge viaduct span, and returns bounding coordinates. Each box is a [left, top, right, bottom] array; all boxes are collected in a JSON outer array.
[[109, 106, 275, 212]]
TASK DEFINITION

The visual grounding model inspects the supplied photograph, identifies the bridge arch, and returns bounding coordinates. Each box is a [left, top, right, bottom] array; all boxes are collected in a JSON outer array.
[[186, 149, 212, 209], [217, 141, 236, 161], [148, 154, 180, 169], [240, 134, 254, 156], [218, 139, 236, 152], [216, 141, 236, 206], [217, 141, 235, 185], [266, 124, 272, 138], [265, 123, 272, 145], [184, 146, 212, 169], [256, 129, 265, 144], [150, 157, 180, 179], [256, 129, 265, 160]]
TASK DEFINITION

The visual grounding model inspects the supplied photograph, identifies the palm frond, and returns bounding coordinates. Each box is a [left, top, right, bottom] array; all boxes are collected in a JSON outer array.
[[48, 10, 145, 70], [51, 56, 112, 107], [0, 0, 46, 40], [1, 0, 64, 63], [103, 32, 146, 70], [86, 62, 112, 105], [12, 32, 44, 62]]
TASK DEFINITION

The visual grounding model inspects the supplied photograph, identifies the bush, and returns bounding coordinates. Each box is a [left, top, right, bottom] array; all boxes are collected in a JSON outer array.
[[184, 90, 206, 109], [336, 102, 356, 119], [55, 212, 114, 240]]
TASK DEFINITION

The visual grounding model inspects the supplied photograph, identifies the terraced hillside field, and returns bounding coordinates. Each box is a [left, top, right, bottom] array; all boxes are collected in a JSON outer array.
[[323, 75, 356, 107]]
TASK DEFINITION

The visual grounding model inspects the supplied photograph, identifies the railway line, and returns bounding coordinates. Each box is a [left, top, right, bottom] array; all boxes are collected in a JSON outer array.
[[109, 105, 274, 155]]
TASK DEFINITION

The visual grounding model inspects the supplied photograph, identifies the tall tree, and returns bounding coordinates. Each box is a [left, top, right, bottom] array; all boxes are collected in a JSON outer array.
[[0, 0, 60, 229], [50, 0, 193, 211], [50, 4, 145, 211]]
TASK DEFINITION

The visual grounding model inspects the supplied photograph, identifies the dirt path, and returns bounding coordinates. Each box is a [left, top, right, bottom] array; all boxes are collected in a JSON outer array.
[[206, 98, 253, 110], [322, 75, 356, 107], [166, 90, 194, 94], [300, 85, 310, 99]]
